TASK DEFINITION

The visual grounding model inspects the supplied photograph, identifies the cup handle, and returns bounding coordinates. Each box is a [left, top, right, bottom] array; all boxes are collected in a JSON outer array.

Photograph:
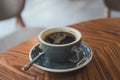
[[69, 46, 84, 63]]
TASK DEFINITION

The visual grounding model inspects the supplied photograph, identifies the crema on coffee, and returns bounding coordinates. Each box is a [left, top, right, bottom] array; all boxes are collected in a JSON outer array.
[[44, 32, 76, 45]]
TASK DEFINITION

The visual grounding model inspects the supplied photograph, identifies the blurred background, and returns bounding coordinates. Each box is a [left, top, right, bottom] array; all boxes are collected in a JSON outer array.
[[0, 0, 120, 52]]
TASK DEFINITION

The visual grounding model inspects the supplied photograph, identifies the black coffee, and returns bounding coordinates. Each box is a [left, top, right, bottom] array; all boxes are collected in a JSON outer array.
[[44, 32, 76, 44]]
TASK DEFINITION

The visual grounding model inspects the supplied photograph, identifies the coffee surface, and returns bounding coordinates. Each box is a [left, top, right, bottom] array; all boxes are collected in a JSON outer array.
[[44, 32, 76, 44]]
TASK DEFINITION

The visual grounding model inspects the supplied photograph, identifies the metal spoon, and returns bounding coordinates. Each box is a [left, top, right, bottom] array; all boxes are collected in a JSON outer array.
[[22, 49, 46, 71]]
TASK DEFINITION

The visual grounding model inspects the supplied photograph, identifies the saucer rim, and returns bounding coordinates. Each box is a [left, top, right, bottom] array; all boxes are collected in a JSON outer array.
[[29, 42, 93, 73]]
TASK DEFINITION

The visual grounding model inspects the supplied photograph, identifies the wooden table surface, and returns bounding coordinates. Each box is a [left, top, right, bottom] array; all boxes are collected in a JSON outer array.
[[0, 18, 120, 80]]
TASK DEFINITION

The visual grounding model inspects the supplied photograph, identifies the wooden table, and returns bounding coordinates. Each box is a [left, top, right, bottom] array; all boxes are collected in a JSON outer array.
[[0, 18, 120, 80]]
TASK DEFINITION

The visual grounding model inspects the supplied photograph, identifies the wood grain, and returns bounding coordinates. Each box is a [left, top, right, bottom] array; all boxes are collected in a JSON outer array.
[[0, 18, 120, 80]]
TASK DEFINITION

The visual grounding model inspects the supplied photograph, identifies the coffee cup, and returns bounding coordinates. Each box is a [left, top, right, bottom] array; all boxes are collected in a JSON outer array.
[[38, 27, 83, 63]]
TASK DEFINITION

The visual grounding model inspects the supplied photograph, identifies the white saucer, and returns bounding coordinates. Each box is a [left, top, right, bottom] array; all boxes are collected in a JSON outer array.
[[29, 42, 93, 73]]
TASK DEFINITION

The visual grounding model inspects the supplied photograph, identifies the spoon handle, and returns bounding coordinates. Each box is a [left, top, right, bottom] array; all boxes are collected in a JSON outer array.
[[22, 50, 45, 71]]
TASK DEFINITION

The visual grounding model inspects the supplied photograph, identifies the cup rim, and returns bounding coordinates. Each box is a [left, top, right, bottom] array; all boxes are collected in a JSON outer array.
[[38, 27, 82, 47]]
